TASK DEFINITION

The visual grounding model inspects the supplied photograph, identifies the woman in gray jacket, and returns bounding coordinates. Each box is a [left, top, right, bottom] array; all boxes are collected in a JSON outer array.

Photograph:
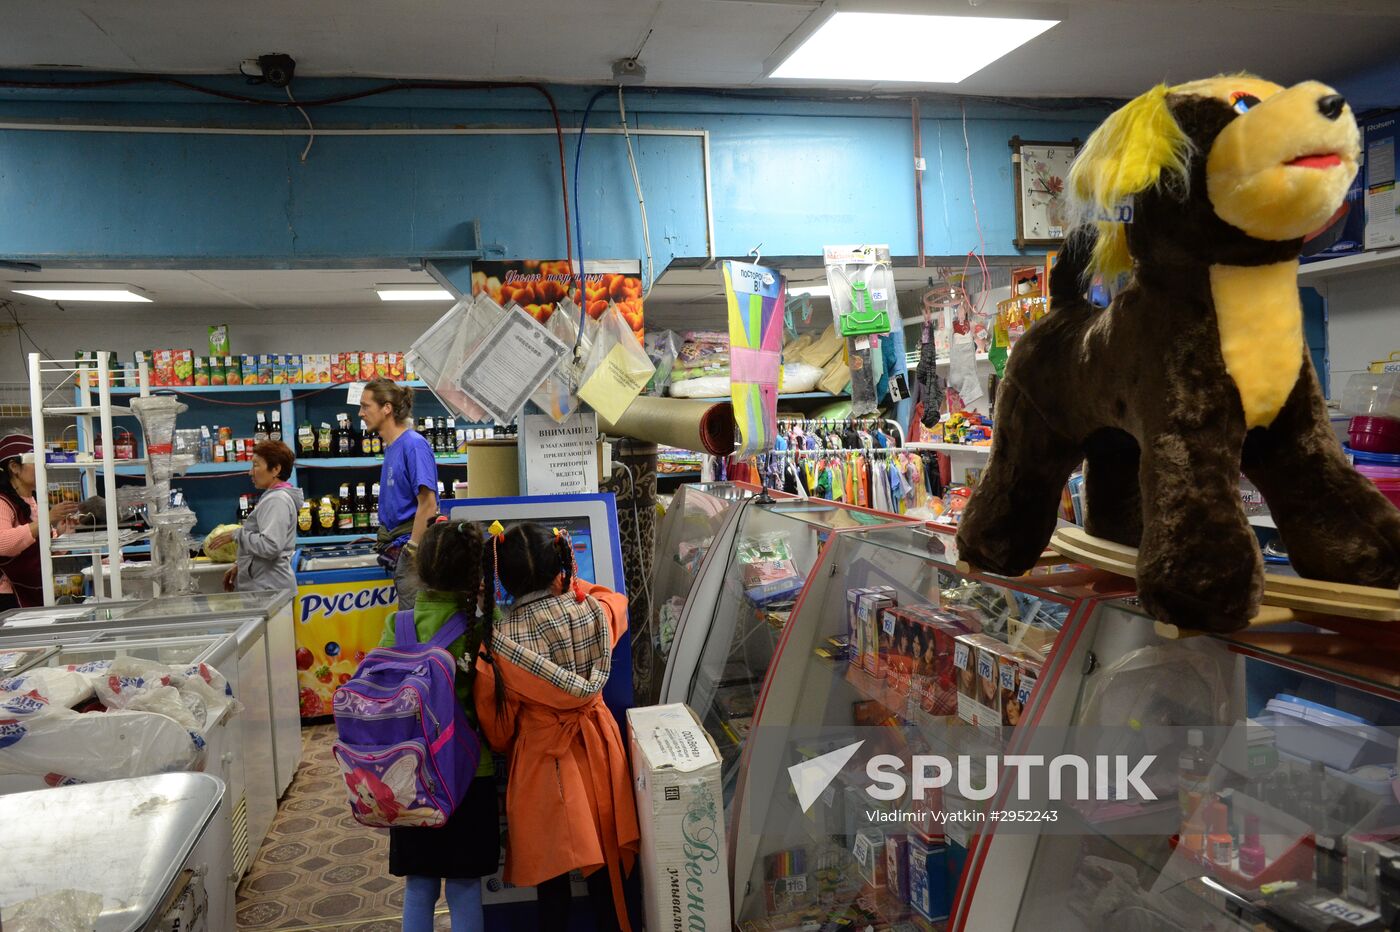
[[208, 440, 302, 592]]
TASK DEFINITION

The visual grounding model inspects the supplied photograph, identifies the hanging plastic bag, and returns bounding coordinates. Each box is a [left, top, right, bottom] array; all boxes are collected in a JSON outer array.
[[408, 294, 508, 423], [578, 303, 656, 424], [530, 297, 588, 423], [847, 335, 880, 416]]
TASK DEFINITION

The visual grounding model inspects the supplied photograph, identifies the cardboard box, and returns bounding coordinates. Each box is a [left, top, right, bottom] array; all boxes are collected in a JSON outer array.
[[376, 352, 391, 381], [881, 607, 917, 696], [858, 589, 897, 677], [361, 351, 378, 381], [240, 354, 258, 384], [286, 354, 303, 384], [344, 351, 361, 382], [208, 324, 229, 356], [853, 829, 887, 888], [893, 606, 967, 719], [954, 633, 1004, 730], [152, 349, 174, 387], [258, 354, 274, 385], [390, 352, 406, 381], [209, 357, 226, 386], [1365, 114, 1400, 251], [173, 349, 194, 386], [627, 704, 731, 932], [1003, 651, 1042, 733], [224, 355, 242, 386], [847, 587, 875, 664], [192, 356, 210, 386], [270, 354, 287, 385], [886, 834, 910, 905], [909, 839, 951, 922]]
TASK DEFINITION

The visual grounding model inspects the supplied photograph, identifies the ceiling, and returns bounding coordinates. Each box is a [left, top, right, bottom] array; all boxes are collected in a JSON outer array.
[[1, 268, 439, 312], [1, 0, 1398, 98]]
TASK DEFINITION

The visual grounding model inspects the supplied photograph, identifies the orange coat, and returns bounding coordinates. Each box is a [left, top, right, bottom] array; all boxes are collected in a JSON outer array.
[[474, 584, 639, 931]]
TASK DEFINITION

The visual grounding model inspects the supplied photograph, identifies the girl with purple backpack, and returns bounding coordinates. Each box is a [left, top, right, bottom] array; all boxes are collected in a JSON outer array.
[[375, 519, 499, 932]]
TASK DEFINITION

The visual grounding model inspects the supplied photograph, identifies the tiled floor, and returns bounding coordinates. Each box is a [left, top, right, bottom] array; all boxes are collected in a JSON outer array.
[[235, 723, 453, 931]]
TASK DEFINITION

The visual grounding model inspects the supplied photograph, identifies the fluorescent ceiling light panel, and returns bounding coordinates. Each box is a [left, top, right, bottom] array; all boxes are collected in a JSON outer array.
[[13, 285, 151, 303], [376, 285, 454, 301], [771, 12, 1058, 83], [788, 284, 832, 298]]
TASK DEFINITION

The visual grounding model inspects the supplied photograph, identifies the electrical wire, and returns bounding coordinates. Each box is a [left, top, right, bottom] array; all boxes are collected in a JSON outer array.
[[286, 86, 315, 162], [617, 87, 654, 299], [572, 88, 610, 354], [959, 103, 991, 314]]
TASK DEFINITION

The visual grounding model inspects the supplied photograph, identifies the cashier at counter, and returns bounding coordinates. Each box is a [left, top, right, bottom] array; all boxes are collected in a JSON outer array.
[[208, 441, 302, 593], [0, 434, 78, 609]]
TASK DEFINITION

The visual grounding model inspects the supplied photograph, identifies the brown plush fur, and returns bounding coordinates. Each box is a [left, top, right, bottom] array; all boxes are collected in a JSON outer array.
[[957, 79, 1400, 632]]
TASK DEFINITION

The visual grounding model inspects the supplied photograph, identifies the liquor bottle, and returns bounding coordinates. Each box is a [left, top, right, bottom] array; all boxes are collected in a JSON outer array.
[[269, 410, 283, 443], [436, 480, 445, 502], [359, 419, 374, 456], [317, 493, 336, 536], [448, 416, 463, 454], [316, 422, 333, 456], [253, 411, 269, 444], [297, 494, 313, 536], [336, 483, 354, 531], [371, 427, 382, 457], [353, 482, 370, 530], [336, 414, 353, 458], [237, 494, 251, 523], [421, 416, 435, 450], [297, 420, 315, 455], [368, 483, 381, 530]]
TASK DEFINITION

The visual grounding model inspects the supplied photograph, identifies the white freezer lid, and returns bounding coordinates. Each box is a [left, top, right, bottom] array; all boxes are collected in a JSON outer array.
[[123, 589, 293, 619], [0, 772, 223, 931], [628, 703, 721, 773]]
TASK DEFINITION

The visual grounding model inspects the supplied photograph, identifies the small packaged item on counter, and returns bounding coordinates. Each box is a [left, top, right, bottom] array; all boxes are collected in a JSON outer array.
[[738, 533, 805, 604], [286, 354, 303, 384], [224, 355, 242, 386], [882, 608, 917, 696], [847, 587, 875, 660], [360, 351, 378, 381], [192, 356, 209, 386], [909, 839, 951, 922], [762, 848, 817, 915], [1003, 650, 1042, 733], [858, 590, 897, 677], [208, 324, 229, 356], [853, 829, 887, 889], [152, 349, 174, 387], [954, 633, 998, 729], [895, 606, 968, 719], [969, 635, 1011, 733], [885, 834, 910, 905]]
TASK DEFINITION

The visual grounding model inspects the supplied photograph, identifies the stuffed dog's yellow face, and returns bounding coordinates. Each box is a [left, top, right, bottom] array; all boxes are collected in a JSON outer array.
[[1186, 77, 1359, 241]]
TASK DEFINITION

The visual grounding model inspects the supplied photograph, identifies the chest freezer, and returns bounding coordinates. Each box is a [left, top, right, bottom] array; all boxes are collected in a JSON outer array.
[[0, 633, 242, 929], [0, 772, 224, 932], [112, 590, 302, 798]]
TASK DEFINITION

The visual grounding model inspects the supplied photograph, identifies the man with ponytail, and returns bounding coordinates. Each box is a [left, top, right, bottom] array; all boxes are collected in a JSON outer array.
[[474, 521, 639, 932]]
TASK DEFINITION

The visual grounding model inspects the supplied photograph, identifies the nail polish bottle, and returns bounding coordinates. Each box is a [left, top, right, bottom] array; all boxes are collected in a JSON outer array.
[[1208, 799, 1233, 869], [1238, 813, 1266, 877]]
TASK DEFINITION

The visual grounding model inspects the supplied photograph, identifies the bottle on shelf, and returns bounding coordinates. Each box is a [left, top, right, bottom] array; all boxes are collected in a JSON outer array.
[[237, 494, 251, 523], [421, 416, 435, 451], [317, 422, 333, 456], [359, 419, 374, 457], [269, 410, 283, 443], [371, 427, 382, 457], [317, 492, 336, 536], [368, 482, 381, 530], [353, 482, 370, 530], [254, 411, 269, 444], [297, 420, 315, 455], [335, 414, 353, 458], [448, 416, 463, 454], [297, 494, 313, 536], [1178, 728, 1210, 820], [436, 480, 445, 502], [336, 483, 354, 531]]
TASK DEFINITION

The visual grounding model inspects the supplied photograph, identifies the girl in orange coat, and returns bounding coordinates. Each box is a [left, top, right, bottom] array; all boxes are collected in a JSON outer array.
[[474, 522, 638, 932]]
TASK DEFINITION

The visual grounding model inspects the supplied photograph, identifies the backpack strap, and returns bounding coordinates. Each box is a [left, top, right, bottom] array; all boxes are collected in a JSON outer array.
[[393, 610, 418, 648], [426, 612, 468, 651]]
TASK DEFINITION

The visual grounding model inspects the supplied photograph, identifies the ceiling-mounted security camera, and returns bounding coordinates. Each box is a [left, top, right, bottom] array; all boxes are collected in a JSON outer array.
[[239, 53, 297, 88]]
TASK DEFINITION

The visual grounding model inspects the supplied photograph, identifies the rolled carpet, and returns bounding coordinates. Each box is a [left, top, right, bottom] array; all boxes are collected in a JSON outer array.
[[595, 396, 735, 456]]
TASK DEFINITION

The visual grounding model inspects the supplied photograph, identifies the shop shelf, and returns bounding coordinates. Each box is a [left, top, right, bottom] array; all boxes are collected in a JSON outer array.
[[114, 461, 248, 477], [295, 455, 468, 469], [296, 532, 375, 547], [905, 442, 991, 455], [108, 380, 431, 396], [1298, 245, 1400, 283]]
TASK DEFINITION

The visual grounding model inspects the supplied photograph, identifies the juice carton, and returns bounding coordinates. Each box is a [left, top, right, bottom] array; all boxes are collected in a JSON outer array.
[[173, 350, 194, 386], [152, 350, 173, 387], [344, 352, 360, 382], [192, 356, 210, 386], [224, 355, 242, 386], [859, 590, 897, 677], [272, 355, 288, 385], [330, 353, 346, 383], [360, 351, 377, 381], [286, 354, 303, 384], [389, 352, 405, 381], [241, 354, 258, 384], [208, 324, 229, 356], [209, 356, 226, 386], [376, 353, 390, 381], [257, 355, 274, 385], [315, 354, 332, 384]]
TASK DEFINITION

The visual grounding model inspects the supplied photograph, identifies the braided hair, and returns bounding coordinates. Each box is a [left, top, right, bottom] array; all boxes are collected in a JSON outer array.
[[495, 522, 574, 600], [415, 519, 504, 717]]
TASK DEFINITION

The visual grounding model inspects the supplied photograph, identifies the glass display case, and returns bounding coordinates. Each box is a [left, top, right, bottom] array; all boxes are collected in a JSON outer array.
[[727, 521, 1128, 930], [719, 519, 1400, 932], [643, 482, 752, 704], [661, 495, 919, 812]]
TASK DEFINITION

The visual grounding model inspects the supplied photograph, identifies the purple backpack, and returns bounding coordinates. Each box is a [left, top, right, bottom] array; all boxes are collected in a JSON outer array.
[[332, 611, 481, 828]]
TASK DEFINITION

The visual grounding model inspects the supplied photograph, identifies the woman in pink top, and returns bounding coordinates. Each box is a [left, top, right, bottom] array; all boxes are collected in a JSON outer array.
[[0, 434, 77, 610]]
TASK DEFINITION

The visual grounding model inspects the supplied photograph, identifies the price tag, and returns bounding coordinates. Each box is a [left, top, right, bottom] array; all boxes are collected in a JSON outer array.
[[1311, 899, 1381, 926], [852, 833, 871, 866], [883, 613, 896, 636], [954, 642, 970, 670], [784, 874, 808, 894], [871, 288, 889, 303], [855, 337, 871, 352], [346, 382, 366, 406]]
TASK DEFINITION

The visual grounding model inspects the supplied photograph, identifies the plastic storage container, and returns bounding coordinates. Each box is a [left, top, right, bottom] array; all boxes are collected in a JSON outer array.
[[1341, 372, 1400, 419], [1262, 696, 1397, 771], [1347, 444, 1400, 507], [1349, 415, 1400, 454]]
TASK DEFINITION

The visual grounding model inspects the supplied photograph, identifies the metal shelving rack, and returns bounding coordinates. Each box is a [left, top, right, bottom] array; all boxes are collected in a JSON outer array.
[[28, 352, 150, 604]]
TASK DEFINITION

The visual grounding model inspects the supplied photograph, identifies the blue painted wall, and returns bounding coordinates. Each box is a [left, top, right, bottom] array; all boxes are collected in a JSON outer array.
[[0, 75, 1110, 271]]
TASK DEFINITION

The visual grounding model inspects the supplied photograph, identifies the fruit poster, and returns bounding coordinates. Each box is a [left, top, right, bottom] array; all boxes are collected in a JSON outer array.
[[293, 573, 398, 719], [470, 259, 645, 344]]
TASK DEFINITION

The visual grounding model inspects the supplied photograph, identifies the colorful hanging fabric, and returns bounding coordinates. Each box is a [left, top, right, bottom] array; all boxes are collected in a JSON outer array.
[[723, 260, 787, 456]]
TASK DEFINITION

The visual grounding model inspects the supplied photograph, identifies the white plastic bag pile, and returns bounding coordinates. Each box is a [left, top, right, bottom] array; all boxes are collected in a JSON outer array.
[[0, 658, 240, 784]]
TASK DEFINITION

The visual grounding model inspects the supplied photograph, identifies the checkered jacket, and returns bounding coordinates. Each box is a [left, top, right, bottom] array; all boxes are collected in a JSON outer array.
[[493, 591, 612, 698]]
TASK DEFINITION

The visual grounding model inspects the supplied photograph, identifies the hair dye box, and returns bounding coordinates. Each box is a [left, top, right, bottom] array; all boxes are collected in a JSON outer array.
[[627, 703, 731, 932], [1365, 114, 1400, 251]]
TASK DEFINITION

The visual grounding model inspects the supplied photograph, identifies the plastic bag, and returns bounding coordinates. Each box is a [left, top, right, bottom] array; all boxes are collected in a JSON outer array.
[[737, 532, 804, 604], [578, 303, 656, 423], [667, 375, 731, 399], [530, 297, 588, 423], [847, 335, 879, 416], [0, 667, 94, 715], [408, 294, 507, 423], [2, 889, 104, 932], [0, 707, 202, 782]]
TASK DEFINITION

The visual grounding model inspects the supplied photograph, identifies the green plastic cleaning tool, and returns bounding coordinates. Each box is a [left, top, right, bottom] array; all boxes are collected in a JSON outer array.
[[840, 277, 891, 337]]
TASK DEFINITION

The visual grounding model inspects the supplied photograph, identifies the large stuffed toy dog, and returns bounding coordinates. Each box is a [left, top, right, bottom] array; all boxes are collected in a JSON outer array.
[[957, 76, 1400, 632]]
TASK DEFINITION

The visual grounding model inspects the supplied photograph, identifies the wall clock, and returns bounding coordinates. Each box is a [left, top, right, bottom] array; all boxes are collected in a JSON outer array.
[[1010, 136, 1079, 248]]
